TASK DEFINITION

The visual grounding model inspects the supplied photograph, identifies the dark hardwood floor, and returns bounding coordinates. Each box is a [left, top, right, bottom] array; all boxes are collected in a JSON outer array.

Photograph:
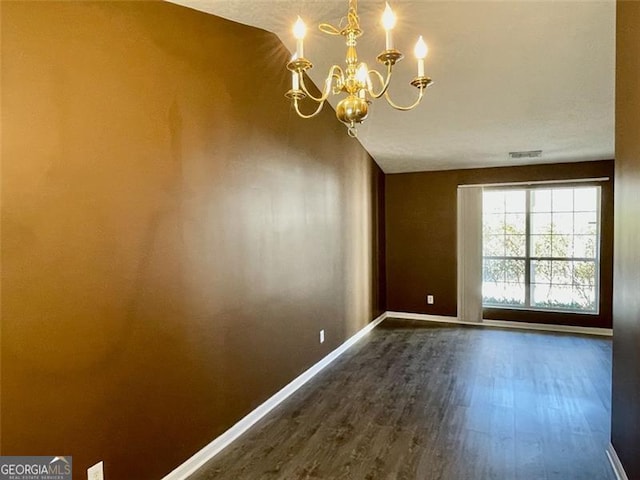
[[189, 319, 614, 480]]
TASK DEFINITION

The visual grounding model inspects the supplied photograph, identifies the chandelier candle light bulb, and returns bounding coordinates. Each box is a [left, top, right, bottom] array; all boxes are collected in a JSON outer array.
[[381, 3, 396, 50], [356, 63, 369, 83], [414, 36, 428, 77], [356, 63, 369, 98], [293, 16, 306, 58], [285, 0, 434, 137]]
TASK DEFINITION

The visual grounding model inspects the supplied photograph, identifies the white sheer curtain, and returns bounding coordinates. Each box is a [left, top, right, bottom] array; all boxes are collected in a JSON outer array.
[[457, 186, 483, 323]]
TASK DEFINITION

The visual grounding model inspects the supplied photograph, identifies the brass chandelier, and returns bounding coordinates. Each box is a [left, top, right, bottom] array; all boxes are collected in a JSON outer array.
[[285, 0, 433, 137]]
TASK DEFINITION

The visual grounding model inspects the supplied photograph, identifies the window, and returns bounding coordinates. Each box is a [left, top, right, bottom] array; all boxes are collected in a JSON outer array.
[[482, 186, 600, 313]]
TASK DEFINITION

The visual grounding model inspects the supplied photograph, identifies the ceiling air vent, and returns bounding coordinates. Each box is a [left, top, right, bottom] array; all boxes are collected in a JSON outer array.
[[509, 150, 543, 159]]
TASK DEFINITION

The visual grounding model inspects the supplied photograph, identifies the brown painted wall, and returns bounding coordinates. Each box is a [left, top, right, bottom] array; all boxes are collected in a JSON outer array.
[[0, 2, 384, 479], [611, 1, 640, 477], [386, 160, 614, 328]]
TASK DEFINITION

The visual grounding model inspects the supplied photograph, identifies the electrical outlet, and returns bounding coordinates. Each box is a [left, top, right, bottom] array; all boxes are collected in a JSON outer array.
[[427, 295, 434, 305], [319, 329, 325, 344], [88, 461, 104, 480]]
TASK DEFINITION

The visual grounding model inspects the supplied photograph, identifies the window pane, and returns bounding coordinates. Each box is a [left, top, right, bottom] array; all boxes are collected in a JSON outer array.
[[505, 213, 526, 234], [532, 283, 553, 307], [551, 260, 573, 285], [531, 189, 552, 212], [531, 260, 552, 284], [552, 189, 574, 212], [505, 235, 526, 257], [483, 282, 504, 303], [574, 187, 598, 212], [574, 212, 597, 235], [483, 259, 505, 283], [484, 234, 504, 257], [551, 235, 573, 258], [545, 285, 574, 309], [504, 190, 526, 213], [483, 213, 505, 235], [552, 212, 573, 234], [573, 235, 596, 259], [572, 286, 596, 311], [530, 234, 551, 257], [483, 282, 525, 306], [483, 191, 506, 213], [573, 261, 596, 287], [531, 213, 552, 234], [504, 259, 525, 283], [532, 284, 574, 309]]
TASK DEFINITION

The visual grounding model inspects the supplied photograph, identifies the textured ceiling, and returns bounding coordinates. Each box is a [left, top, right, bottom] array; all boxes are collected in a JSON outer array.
[[168, 0, 615, 173]]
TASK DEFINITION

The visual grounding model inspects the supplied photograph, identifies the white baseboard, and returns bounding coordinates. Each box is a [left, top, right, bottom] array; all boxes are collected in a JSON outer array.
[[385, 311, 613, 337], [162, 312, 388, 480], [607, 443, 630, 480]]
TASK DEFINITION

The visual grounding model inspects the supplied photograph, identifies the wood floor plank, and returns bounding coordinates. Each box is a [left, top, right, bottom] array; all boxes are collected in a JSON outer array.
[[189, 319, 614, 480]]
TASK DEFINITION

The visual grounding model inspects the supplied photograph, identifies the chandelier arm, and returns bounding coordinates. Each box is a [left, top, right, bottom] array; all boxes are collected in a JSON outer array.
[[299, 65, 344, 103], [298, 75, 327, 103], [383, 87, 425, 111], [293, 97, 326, 119], [366, 64, 393, 99]]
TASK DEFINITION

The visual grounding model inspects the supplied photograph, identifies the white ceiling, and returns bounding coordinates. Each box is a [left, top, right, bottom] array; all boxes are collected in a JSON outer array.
[[168, 0, 615, 173]]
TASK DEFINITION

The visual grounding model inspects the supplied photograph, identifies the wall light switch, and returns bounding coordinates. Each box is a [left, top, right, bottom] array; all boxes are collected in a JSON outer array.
[[88, 461, 104, 480], [319, 329, 325, 344], [427, 295, 434, 305]]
